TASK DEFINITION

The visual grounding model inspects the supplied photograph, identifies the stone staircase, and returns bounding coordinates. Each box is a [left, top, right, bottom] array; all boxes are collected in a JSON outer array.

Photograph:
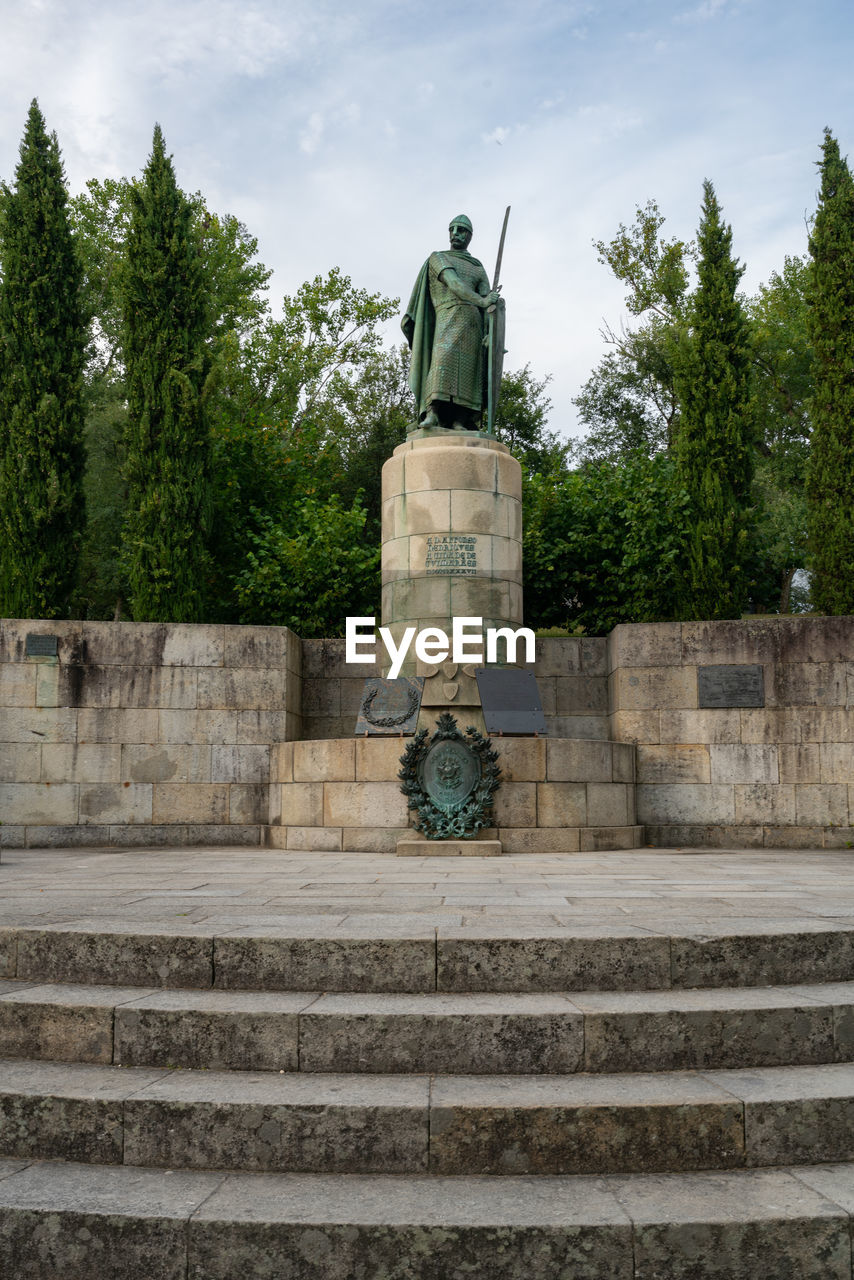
[[3, 923, 854, 1276]]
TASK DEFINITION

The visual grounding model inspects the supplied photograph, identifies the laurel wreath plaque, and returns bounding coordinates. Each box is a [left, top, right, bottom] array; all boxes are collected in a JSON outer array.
[[398, 711, 502, 839]]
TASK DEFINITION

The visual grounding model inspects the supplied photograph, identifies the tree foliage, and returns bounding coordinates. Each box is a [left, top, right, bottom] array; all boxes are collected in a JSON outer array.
[[121, 126, 213, 621], [805, 129, 854, 614], [0, 100, 86, 617], [673, 180, 754, 619]]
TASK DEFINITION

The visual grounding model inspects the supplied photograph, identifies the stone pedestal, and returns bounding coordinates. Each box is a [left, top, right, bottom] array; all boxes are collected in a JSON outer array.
[[381, 431, 522, 662]]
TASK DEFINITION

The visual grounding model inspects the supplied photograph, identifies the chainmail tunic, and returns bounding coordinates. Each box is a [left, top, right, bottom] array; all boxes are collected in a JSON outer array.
[[423, 250, 490, 412]]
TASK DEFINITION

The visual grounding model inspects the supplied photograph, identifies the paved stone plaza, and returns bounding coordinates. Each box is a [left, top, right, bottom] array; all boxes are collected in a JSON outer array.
[[2, 842, 854, 934]]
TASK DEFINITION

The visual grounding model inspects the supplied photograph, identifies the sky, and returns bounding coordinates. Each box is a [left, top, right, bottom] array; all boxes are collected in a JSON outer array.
[[1, 0, 853, 439]]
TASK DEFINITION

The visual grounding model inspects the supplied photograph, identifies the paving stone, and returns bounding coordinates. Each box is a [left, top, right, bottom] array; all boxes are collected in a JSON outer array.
[[214, 932, 436, 993], [16, 926, 214, 988], [114, 988, 319, 1070], [299, 993, 583, 1074]]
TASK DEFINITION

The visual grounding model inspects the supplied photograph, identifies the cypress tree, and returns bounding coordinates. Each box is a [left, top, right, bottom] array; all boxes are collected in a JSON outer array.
[[122, 124, 211, 621], [0, 100, 86, 617], [674, 180, 753, 619], [805, 129, 854, 614]]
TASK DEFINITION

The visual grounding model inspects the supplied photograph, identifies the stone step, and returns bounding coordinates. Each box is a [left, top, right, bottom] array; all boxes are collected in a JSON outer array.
[[2, 977, 854, 1074], [4, 919, 854, 993], [1, 1155, 853, 1278], [4, 1058, 854, 1176]]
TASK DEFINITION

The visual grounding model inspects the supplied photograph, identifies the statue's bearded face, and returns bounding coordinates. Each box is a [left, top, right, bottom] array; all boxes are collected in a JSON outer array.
[[449, 221, 472, 250]]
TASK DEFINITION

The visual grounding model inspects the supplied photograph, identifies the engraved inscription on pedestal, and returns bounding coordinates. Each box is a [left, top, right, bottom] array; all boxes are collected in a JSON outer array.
[[425, 535, 478, 577], [698, 664, 765, 708], [355, 677, 424, 736]]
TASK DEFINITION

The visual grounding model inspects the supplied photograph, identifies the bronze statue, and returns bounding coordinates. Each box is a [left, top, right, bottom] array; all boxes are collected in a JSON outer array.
[[402, 214, 504, 432]]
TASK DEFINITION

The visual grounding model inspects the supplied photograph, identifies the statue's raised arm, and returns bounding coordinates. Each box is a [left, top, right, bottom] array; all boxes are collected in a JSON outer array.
[[402, 214, 506, 434]]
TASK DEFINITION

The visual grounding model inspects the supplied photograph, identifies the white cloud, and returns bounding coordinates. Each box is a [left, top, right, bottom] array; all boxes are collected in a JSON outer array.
[[299, 111, 325, 155]]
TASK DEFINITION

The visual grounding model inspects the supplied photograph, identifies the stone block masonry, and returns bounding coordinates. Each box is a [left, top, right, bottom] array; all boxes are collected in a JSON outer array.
[[0, 619, 302, 848], [612, 616, 854, 849]]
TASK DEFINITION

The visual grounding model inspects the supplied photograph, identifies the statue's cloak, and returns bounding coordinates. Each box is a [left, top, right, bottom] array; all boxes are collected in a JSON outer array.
[[401, 259, 434, 417]]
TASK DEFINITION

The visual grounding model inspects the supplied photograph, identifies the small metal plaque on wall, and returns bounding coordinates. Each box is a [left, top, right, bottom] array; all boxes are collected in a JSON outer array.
[[698, 664, 765, 708], [476, 668, 548, 735], [355, 677, 424, 735], [25, 633, 58, 658]]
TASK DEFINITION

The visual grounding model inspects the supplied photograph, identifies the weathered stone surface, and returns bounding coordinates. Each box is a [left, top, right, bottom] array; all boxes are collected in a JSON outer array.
[[40, 744, 122, 784], [114, 989, 316, 1070], [576, 987, 834, 1072], [214, 934, 435, 994], [437, 932, 670, 994], [820, 742, 854, 783], [614, 1167, 850, 1279], [157, 709, 238, 745], [0, 982, 143, 1063], [769, 662, 848, 708], [608, 622, 683, 670], [637, 745, 710, 785], [586, 784, 631, 827], [671, 928, 854, 989], [222, 625, 294, 670], [637, 783, 735, 825], [299, 993, 583, 1074], [121, 743, 212, 784], [396, 839, 503, 857], [733, 783, 796, 825], [554, 675, 608, 715], [429, 1072, 744, 1174], [795, 784, 849, 828], [323, 782, 408, 828], [189, 1171, 632, 1280], [124, 1071, 429, 1174], [0, 743, 40, 783], [710, 744, 779, 784], [579, 825, 644, 852], [0, 1159, 211, 1279], [612, 666, 698, 713], [0, 782, 78, 825], [210, 745, 269, 784], [0, 663, 37, 708], [293, 739, 355, 782], [285, 826, 343, 851], [119, 665, 198, 710], [78, 708, 160, 744], [0, 1059, 166, 1164], [0, 933, 16, 978], [547, 740, 612, 783], [497, 827, 582, 853], [160, 624, 224, 668], [197, 667, 288, 712], [659, 709, 741, 744], [79, 783, 153, 825], [16, 928, 213, 988], [492, 783, 537, 827], [779, 743, 821, 784], [703, 1063, 854, 1166], [152, 783, 229, 825], [536, 783, 587, 827]]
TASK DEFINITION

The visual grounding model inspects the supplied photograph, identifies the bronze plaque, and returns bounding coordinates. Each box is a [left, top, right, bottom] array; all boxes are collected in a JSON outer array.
[[25, 633, 58, 658], [698, 665, 765, 708], [418, 737, 480, 810], [355, 677, 424, 736], [476, 668, 547, 735]]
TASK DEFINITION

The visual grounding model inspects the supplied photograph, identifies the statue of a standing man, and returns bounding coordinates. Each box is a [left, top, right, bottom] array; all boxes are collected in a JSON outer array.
[[402, 215, 502, 431]]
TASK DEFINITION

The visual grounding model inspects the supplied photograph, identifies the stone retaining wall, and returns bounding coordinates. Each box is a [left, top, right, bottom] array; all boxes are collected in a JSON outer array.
[[609, 617, 854, 849], [0, 619, 302, 848]]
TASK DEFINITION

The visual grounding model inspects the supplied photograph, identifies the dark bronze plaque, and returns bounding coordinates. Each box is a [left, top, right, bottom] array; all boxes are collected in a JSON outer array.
[[698, 664, 765, 708], [25, 633, 58, 658], [418, 738, 480, 809], [476, 668, 547, 735], [355, 677, 424, 736]]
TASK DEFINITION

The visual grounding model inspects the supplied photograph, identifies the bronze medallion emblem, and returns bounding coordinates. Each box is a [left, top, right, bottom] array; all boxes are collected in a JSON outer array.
[[399, 711, 502, 840]]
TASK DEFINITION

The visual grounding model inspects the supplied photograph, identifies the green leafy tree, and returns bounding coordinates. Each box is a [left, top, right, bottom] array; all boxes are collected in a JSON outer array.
[[805, 129, 854, 614], [235, 496, 380, 635], [522, 453, 694, 633], [673, 181, 754, 619], [121, 125, 213, 621], [0, 100, 86, 617], [494, 364, 566, 475], [69, 176, 270, 619]]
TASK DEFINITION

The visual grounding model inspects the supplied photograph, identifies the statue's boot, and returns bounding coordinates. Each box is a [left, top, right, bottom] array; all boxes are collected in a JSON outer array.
[[421, 409, 440, 428]]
